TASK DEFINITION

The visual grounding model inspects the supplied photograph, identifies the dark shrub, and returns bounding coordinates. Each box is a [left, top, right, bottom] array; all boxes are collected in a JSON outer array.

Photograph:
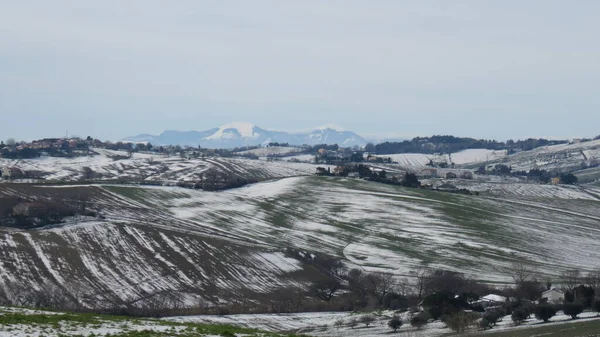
[[563, 302, 584, 319], [511, 309, 528, 325], [471, 304, 485, 313], [428, 305, 445, 321], [382, 293, 408, 310], [483, 308, 505, 326], [445, 312, 475, 333], [566, 285, 595, 307], [534, 304, 557, 323], [388, 316, 403, 332], [410, 313, 429, 330]]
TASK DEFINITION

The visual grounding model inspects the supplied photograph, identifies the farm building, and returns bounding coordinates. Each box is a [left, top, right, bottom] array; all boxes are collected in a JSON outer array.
[[1, 167, 24, 179], [12, 203, 48, 217], [470, 294, 508, 309], [541, 288, 564, 304], [421, 168, 438, 178]]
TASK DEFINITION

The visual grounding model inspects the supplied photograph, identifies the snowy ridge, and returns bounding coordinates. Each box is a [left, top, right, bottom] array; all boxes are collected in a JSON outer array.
[[0, 148, 319, 183], [314, 123, 345, 131], [124, 123, 367, 148], [203, 122, 260, 140]]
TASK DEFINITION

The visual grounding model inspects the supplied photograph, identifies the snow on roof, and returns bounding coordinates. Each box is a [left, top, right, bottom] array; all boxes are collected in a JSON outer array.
[[480, 294, 506, 303], [542, 288, 564, 294]]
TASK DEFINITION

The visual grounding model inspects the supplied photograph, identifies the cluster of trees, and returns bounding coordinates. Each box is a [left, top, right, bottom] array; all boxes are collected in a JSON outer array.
[[507, 138, 569, 152], [372, 136, 506, 155], [310, 260, 600, 333], [371, 136, 568, 155], [176, 168, 257, 191], [309, 268, 409, 311], [314, 150, 364, 165], [0, 193, 99, 229], [559, 173, 579, 185], [365, 155, 392, 163], [315, 166, 422, 188]]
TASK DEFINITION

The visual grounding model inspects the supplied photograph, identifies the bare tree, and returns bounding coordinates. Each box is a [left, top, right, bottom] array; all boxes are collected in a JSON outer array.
[[410, 266, 430, 300], [347, 269, 369, 301], [311, 279, 342, 302], [562, 269, 581, 293], [396, 277, 411, 297], [424, 269, 466, 295], [585, 269, 600, 289], [367, 272, 395, 305], [271, 288, 306, 313], [508, 261, 538, 286]]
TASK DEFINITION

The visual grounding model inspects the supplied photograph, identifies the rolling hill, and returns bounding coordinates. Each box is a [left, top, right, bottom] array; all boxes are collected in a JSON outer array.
[[0, 148, 318, 183], [1, 175, 599, 312]]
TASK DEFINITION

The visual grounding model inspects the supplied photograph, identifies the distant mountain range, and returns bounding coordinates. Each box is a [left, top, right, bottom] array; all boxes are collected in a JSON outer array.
[[123, 123, 368, 148]]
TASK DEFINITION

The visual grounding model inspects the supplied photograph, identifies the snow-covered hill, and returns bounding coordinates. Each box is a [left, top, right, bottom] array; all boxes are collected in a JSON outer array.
[[462, 139, 600, 172], [1, 176, 599, 311], [0, 148, 318, 183], [124, 123, 367, 148], [374, 149, 507, 168]]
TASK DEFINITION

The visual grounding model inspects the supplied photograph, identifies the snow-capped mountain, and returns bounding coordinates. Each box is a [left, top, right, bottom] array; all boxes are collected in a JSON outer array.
[[124, 122, 367, 148], [303, 124, 368, 147]]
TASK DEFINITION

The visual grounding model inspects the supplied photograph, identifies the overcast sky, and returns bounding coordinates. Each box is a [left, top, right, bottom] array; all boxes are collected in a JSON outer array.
[[1, 1, 599, 141]]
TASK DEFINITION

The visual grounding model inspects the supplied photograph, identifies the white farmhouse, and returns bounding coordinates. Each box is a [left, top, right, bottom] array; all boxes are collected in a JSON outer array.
[[541, 288, 564, 304], [1, 167, 24, 179]]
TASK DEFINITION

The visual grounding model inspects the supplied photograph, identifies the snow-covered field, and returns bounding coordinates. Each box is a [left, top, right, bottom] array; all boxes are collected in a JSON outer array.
[[450, 149, 507, 165], [170, 309, 600, 337], [0, 148, 318, 183], [442, 179, 600, 200], [1, 304, 598, 337], [281, 154, 316, 163], [131, 176, 600, 282], [236, 146, 305, 157], [376, 149, 507, 168], [465, 140, 600, 172], [377, 141, 600, 183], [0, 306, 293, 337]]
